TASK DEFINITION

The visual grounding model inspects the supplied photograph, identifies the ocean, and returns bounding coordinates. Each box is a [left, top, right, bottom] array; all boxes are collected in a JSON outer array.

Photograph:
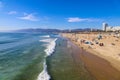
[[0, 32, 95, 80]]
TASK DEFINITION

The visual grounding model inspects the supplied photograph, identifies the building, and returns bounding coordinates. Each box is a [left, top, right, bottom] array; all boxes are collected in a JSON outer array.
[[102, 23, 120, 32], [102, 23, 108, 31]]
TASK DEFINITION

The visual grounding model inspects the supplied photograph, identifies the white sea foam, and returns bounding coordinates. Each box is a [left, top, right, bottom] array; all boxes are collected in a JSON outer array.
[[37, 61, 50, 80], [39, 39, 53, 43], [44, 38, 57, 56], [40, 35, 50, 38], [37, 38, 57, 80]]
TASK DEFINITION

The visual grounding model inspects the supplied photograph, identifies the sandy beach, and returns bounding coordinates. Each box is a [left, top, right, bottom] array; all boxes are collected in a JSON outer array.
[[61, 32, 120, 79]]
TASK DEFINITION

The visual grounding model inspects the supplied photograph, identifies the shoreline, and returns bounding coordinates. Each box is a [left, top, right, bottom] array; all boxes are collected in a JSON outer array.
[[61, 33, 120, 80], [47, 37, 96, 80]]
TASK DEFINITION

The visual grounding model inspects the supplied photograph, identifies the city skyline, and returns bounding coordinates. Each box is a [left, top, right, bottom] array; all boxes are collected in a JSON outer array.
[[0, 0, 120, 31]]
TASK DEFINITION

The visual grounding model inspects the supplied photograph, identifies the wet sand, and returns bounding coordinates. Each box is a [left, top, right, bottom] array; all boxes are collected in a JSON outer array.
[[68, 39, 120, 80], [72, 41, 120, 80], [62, 33, 120, 71], [48, 36, 120, 80], [47, 37, 95, 80]]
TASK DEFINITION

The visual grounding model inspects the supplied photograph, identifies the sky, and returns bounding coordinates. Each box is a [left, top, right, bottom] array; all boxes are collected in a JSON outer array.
[[0, 0, 120, 31]]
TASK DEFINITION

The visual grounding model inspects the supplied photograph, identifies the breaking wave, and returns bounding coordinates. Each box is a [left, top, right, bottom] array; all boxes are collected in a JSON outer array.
[[37, 37, 57, 80], [40, 35, 50, 38]]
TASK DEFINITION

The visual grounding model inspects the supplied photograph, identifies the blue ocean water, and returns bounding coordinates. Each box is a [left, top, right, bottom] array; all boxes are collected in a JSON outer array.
[[0, 32, 95, 80], [0, 32, 57, 80]]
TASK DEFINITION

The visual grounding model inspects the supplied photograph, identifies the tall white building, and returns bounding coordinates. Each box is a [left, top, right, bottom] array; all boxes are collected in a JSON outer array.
[[102, 23, 120, 32], [102, 23, 108, 31]]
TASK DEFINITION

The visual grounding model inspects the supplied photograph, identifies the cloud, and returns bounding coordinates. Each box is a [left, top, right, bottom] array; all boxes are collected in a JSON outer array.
[[18, 13, 38, 21], [8, 11, 17, 15], [67, 17, 100, 22], [0, 1, 3, 8]]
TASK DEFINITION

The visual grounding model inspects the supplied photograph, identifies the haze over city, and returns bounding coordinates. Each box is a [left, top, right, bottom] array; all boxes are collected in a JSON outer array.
[[0, 0, 120, 31]]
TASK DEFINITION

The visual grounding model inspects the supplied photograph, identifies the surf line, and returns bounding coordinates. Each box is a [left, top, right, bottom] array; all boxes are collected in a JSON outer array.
[[37, 38, 57, 80]]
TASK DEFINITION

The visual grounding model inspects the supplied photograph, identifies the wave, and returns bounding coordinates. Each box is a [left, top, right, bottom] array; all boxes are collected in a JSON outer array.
[[39, 39, 54, 43], [37, 38, 57, 80], [44, 38, 57, 56], [40, 35, 50, 38], [37, 61, 50, 80]]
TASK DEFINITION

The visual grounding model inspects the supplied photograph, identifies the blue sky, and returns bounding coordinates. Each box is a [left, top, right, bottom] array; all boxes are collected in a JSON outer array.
[[0, 0, 120, 31]]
